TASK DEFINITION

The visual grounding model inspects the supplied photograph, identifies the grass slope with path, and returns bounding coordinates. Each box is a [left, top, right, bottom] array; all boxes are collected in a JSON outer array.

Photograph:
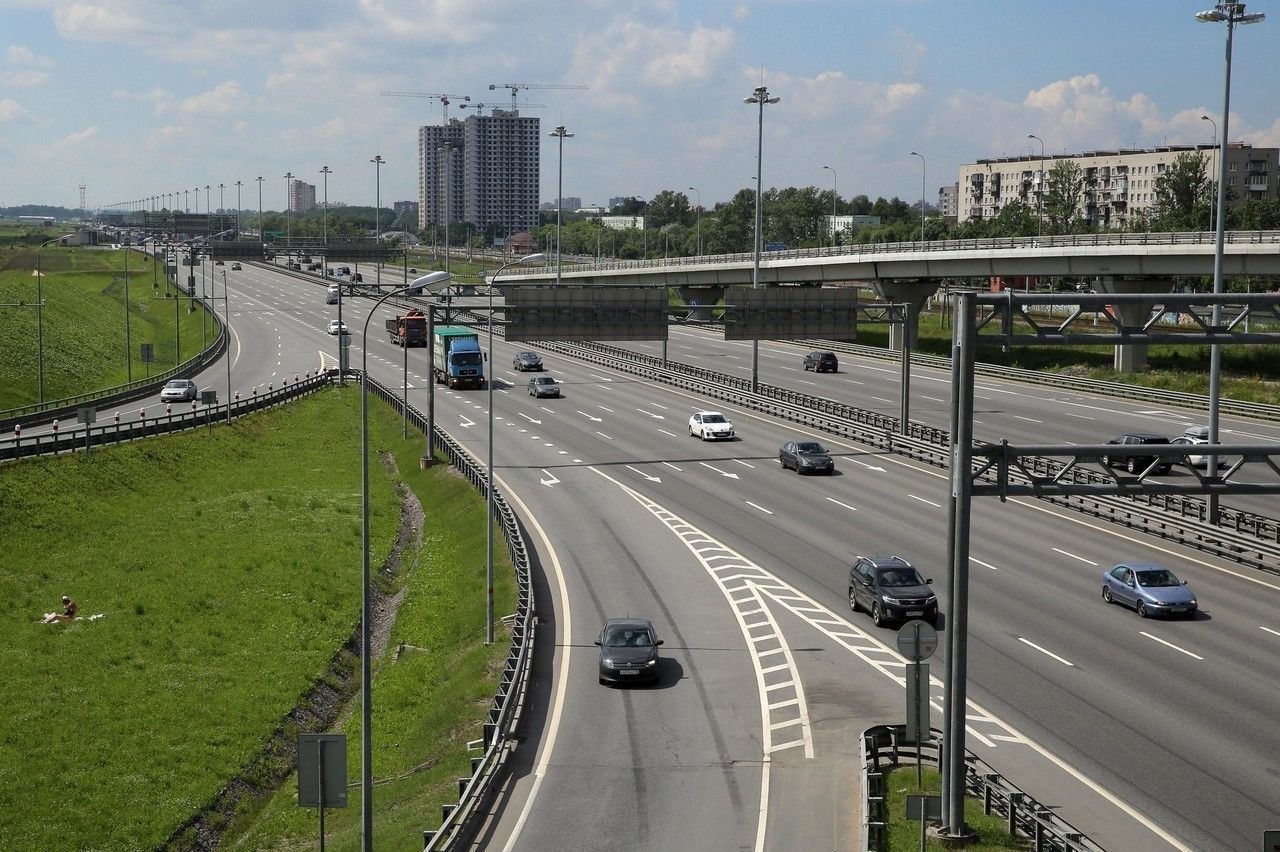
[[0, 386, 514, 850]]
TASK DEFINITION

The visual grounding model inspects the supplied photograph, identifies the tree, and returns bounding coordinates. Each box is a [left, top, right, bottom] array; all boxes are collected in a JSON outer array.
[[646, 190, 690, 230], [1152, 151, 1213, 231], [1044, 160, 1085, 234]]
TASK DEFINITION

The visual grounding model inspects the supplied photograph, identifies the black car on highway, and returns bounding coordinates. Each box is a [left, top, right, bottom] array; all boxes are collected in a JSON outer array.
[[595, 618, 663, 685], [1103, 433, 1172, 474], [512, 351, 543, 371], [779, 440, 835, 474], [848, 556, 938, 627], [803, 351, 839, 372]]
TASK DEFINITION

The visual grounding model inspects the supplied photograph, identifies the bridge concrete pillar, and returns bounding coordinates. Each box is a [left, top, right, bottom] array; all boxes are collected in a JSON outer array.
[[1094, 277, 1177, 372], [677, 286, 725, 322], [871, 280, 940, 351]]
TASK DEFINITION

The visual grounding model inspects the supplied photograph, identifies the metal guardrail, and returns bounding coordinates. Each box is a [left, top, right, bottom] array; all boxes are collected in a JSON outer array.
[[0, 294, 228, 432], [530, 228, 1280, 275], [861, 725, 1104, 851]]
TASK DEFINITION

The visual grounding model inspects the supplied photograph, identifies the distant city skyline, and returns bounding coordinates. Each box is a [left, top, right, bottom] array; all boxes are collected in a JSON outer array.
[[2, 1, 1277, 213]]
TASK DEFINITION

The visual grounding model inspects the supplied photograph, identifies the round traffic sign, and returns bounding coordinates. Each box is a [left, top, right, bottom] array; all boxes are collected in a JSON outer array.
[[895, 620, 938, 662]]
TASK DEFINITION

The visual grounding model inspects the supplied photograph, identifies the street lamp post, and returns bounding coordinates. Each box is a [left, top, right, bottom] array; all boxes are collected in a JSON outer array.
[[255, 177, 264, 246], [744, 84, 780, 394], [1197, 0, 1265, 525], [218, 182, 224, 222], [320, 166, 332, 247], [1201, 115, 1218, 231], [688, 186, 702, 256], [33, 237, 66, 403], [909, 151, 926, 241], [283, 172, 294, 246], [484, 253, 544, 645], [821, 165, 838, 247], [371, 155, 384, 286], [1027, 134, 1045, 237], [205, 186, 211, 226], [235, 180, 242, 235], [549, 126, 573, 285]]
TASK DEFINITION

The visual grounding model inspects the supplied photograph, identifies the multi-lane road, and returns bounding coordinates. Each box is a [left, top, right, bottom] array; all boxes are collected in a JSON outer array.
[[167, 261, 1280, 850]]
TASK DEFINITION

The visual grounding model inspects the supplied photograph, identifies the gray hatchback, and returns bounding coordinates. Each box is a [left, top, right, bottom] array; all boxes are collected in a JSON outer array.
[[595, 618, 663, 685], [1101, 563, 1197, 618]]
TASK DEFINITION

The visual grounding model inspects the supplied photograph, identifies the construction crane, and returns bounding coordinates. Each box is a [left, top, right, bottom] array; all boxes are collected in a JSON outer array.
[[380, 91, 472, 125], [487, 82, 589, 111], [458, 100, 546, 116]]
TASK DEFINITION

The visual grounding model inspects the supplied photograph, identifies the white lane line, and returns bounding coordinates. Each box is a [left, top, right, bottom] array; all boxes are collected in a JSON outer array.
[[595, 431, 613, 440], [798, 379, 817, 386], [661, 462, 683, 471], [732, 459, 756, 469], [921, 395, 943, 402], [1261, 626, 1280, 638], [870, 396, 893, 403], [649, 402, 669, 410], [908, 495, 942, 509], [745, 501, 774, 515], [1063, 412, 1095, 420], [1013, 415, 1043, 424], [540, 406, 555, 414], [972, 557, 999, 571], [842, 379, 864, 386], [658, 429, 679, 438], [587, 373, 614, 382], [825, 497, 857, 512], [597, 405, 614, 412], [1052, 547, 1098, 566], [1139, 632, 1204, 661], [1018, 637, 1076, 667]]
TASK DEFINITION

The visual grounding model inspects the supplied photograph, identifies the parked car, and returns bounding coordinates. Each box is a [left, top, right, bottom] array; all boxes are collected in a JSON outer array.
[[779, 440, 835, 474], [528, 376, 560, 398], [160, 378, 198, 402], [689, 411, 735, 441], [1172, 425, 1210, 468], [512, 351, 543, 371], [595, 617, 663, 685], [214, 260, 224, 266], [803, 351, 839, 373], [230, 262, 242, 270], [1101, 563, 1197, 618], [1103, 433, 1172, 474], [848, 555, 938, 627], [327, 319, 349, 335], [352, 272, 363, 282]]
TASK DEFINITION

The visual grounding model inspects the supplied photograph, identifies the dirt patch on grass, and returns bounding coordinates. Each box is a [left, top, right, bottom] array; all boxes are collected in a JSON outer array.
[[163, 462, 424, 850]]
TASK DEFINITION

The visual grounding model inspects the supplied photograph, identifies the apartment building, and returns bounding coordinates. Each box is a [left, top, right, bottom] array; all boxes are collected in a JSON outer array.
[[288, 179, 316, 212], [957, 143, 1278, 229]]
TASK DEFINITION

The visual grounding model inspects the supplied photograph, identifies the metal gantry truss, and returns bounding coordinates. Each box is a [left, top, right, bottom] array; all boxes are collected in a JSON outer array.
[[939, 291, 1280, 839]]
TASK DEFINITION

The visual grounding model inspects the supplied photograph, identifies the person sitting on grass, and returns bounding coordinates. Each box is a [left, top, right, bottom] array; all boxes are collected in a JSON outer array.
[[41, 596, 77, 624]]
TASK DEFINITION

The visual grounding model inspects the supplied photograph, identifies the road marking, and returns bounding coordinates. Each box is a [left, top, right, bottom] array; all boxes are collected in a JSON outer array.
[[1014, 415, 1042, 424], [732, 459, 756, 469], [972, 557, 999, 571], [870, 395, 893, 403], [539, 469, 560, 487], [587, 372, 614, 382], [908, 495, 941, 508], [745, 501, 773, 515], [636, 407, 665, 419], [1018, 637, 1075, 667], [699, 462, 740, 479], [540, 406, 555, 414], [1052, 547, 1098, 566], [625, 464, 661, 483], [658, 428, 679, 438], [798, 379, 817, 386], [458, 416, 475, 428], [825, 497, 857, 512], [850, 458, 886, 472], [1140, 632, 1203, 661], [648, 402, 669, 410], [518, 412, 542, 425], [842, 379, 864, 386], [595, 431, 613, 440], [661, 461, 683, 471], [921, 395, 943, 402], [1063, 412, 1095, 420], [1261, 626, 1280, 639], [577, 410, 603, 422], [596, 405, 614, 412]]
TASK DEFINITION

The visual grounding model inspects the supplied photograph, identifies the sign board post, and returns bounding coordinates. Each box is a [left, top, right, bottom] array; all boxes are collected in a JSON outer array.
[[906, 794, 942, 850], [77, 407, 95, 453], [897, 620, 938, 787], [140, 343, 154, 378], [200, 389, 217, 432], [298, 733, 347, 852]]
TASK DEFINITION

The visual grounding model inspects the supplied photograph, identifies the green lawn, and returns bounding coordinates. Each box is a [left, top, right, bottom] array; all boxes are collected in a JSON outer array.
[[885, 766, 1028, 851], [0, 386, 513, 850], [0, 244, 211, 410]]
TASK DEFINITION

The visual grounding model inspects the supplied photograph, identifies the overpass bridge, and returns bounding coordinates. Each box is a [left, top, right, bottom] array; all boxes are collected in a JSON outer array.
[[498, 230, 1280, 371]]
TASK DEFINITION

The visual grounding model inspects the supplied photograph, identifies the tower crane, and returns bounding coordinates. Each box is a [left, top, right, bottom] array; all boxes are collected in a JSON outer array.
[[380, 91, 472, 125], [458, 100, 547, 116], [487, 82, 589, 111]]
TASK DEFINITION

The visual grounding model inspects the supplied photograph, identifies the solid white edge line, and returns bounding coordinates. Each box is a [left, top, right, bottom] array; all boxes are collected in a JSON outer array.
[[498, 475, 571, 852], [1139, 631, 1204, 661], [1017, 637, 1076, 667], [971, 557, 999, 571], [1261, 626, 1280, 638], [1051, 547, 1098, 566]]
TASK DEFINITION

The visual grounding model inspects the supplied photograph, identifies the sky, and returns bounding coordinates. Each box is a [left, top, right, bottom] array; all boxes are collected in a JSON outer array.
[[2, 0, 1278, 213]]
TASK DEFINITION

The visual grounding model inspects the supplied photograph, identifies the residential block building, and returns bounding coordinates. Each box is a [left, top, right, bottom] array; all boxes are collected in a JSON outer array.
[[288, 179, 316, 212], [957, 143, 1278, 229]]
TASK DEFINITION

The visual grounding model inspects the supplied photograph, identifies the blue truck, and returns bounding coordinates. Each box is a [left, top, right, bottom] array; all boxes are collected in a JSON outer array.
[[432, 326, 486, 388]]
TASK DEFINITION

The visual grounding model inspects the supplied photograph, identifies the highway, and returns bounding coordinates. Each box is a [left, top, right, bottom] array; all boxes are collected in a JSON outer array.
[[149, 263, 1280, 849]]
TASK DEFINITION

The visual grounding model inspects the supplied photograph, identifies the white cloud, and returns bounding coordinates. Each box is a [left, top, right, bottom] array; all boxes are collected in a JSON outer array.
[[0, 98, 29, 123], [0, 69, 50, 86], [570, 18, 735, 101], [179, 81, 249, 115], [56, 125, 99, 147], [7, 44, 55, 67], [52, 3, 154, 42]]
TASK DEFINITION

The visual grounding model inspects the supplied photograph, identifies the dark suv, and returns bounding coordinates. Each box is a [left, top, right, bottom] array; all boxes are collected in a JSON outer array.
[[803, 351, 838, 372], [848, 556, 938, 627], [1103, 433, 1172, 475]]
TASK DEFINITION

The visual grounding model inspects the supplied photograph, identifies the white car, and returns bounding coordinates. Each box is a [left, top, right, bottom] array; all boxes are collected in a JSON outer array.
[[689, 410, 735, 441], [1172, 425, 1210, 468], [160, 378, 198, 402], [327, 319, 349, 335]]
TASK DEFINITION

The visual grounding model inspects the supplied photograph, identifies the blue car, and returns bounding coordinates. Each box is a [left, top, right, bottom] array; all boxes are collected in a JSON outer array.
[[1101, 563, 1198, 618]]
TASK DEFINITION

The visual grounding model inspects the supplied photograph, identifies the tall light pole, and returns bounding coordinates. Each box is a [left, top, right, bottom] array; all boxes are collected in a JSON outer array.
[[1027, 134, 1045, 237], [218, 182, 225, 221], [485, 253, 544, 644], [235, 180, 242, 235], [688, 186, 702, 255], [205, 186, 211, 226], [549, 126, 573, 285], [33, 237, 64, 403], [320, 165, 332, 247], [1197, 0, 1265, 526], [744, 84, 779, 394], [371, 152, 384, 285], [821, 165, 838, 247], [909, 151, 926, 240], [283, 172, 294, 246], [255, 176, 264, 248], [1201, 114, 1218, 231]]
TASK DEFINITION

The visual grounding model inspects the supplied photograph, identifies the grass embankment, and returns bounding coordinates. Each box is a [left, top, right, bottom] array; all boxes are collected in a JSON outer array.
[[0, 243, 210, 410], [859, 309, 1280, 404], [885, 766, 1028, 851], [403, 249, 499, 285], [0, 387, 514, 850]]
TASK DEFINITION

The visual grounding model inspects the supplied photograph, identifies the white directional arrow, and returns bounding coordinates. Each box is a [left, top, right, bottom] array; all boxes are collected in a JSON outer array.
[[539, 469, 560, 487], [577, 410, 603, 422], [625, 465, 662, 483], [518, 412, 542, 425], [699, 461, 740, 479], [458, 416, 476, 429], [636, 408, 665, 420], [850, 458, 886, 472]]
